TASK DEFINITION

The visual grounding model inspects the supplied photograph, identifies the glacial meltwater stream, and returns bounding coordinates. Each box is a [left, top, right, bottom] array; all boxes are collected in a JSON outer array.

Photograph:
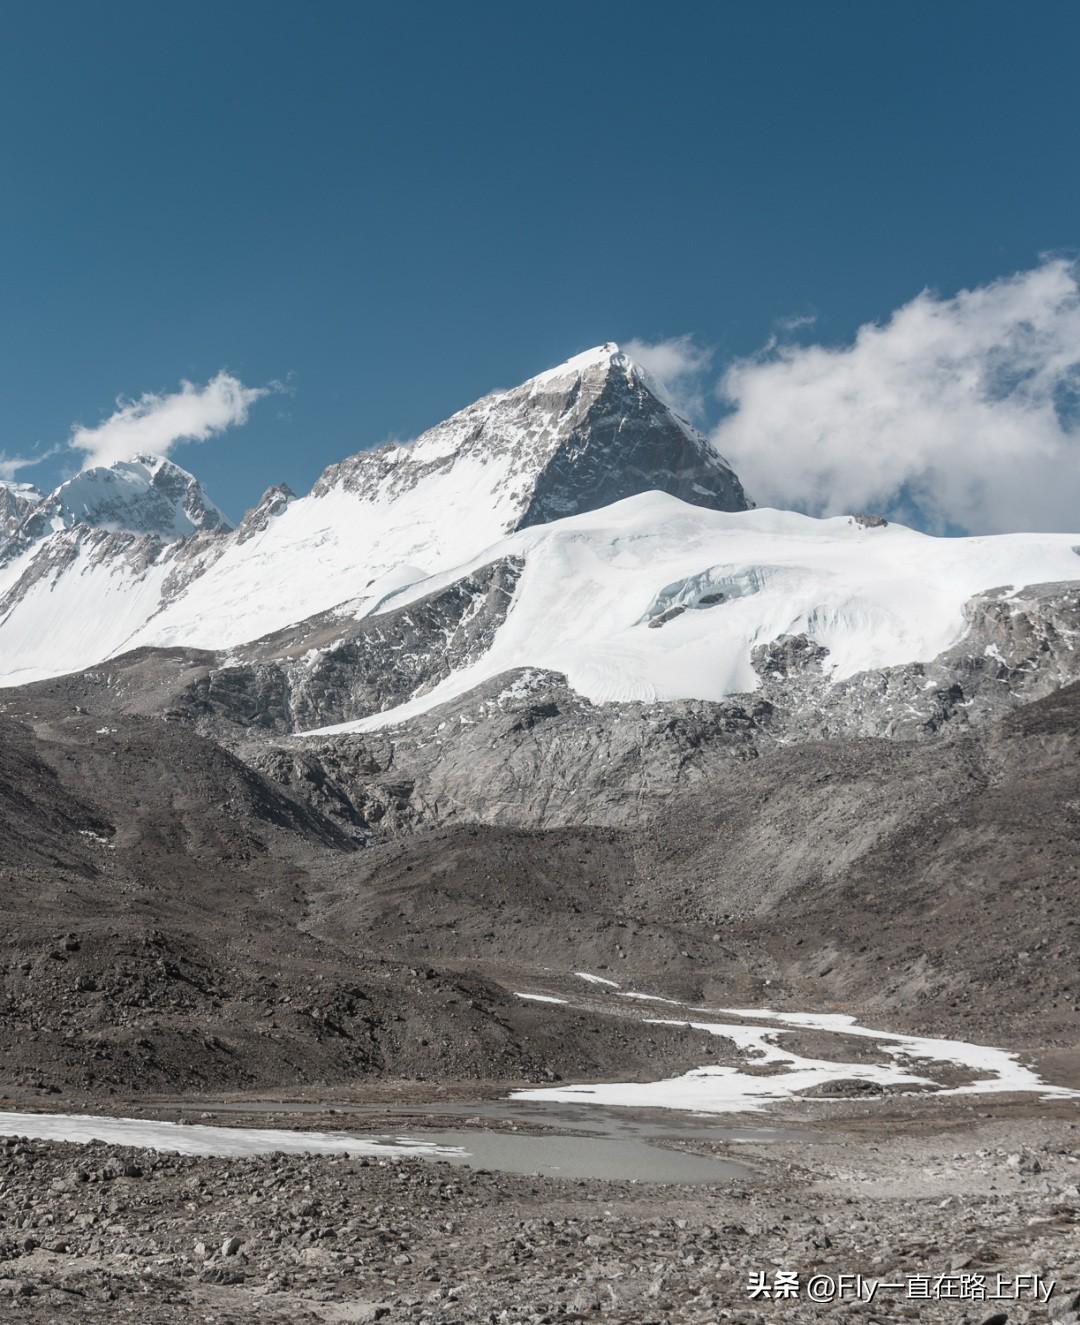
[[2, 993, 1074, 1183]]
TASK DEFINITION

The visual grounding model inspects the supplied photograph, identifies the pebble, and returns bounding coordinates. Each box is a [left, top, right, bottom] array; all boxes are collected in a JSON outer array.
[[0, 1126, 1076, 1323]]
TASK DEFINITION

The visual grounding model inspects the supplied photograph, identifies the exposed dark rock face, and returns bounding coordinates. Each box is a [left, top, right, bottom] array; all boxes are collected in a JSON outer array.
[[234, 483, 296, 543], [0, 482, 40, 541], [177, 556, 523, 734], [312, 345, 748, 527], [751, 632, 830, 680], [514, 351, 749, 526], [751, 579, 1080, 742]]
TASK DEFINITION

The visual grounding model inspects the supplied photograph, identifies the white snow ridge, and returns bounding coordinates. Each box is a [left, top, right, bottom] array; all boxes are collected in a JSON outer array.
[[304, 494, 1080, 733]]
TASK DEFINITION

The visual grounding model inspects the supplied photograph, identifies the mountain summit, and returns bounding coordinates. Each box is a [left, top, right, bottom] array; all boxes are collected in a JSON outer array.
[[34, 454, 228, 538], [0, 454, 229, 569], [0, 455, 234, 682], [315, 342, 749, 528]]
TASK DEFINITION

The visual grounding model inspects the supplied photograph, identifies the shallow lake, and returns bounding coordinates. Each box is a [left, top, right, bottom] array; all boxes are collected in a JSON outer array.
[[0, 1100, 766, 1184]]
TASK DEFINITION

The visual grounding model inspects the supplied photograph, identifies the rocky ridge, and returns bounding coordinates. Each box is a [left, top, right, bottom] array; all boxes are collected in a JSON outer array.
[[0, 481, 42, 541], [311, 344, 749, 526]]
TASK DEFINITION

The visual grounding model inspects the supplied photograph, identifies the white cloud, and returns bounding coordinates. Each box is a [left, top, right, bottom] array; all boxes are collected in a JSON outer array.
[[0, 452, 44, 483], [710, 259, 1080, 534], [69, 371, 270, 470], [775, 311, 817, 334], [624, 335, 713, 422]]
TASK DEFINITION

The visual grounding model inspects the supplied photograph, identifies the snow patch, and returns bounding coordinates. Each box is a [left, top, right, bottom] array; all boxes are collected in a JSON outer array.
[[0, 1112, 465, 1160], [511, 998, 1079, 1115], [78, 830, 113, 848]]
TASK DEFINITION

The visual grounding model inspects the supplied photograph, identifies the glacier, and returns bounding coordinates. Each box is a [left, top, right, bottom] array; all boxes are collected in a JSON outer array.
[[301, 491, 1080, 733]]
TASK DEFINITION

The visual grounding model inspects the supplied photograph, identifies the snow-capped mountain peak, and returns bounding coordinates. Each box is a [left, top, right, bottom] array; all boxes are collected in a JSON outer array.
[[524, 340, 629, 388], [0, 455, 235, 684], [313, 340, 748, 525], [0, 478, 43, 540], [0, 343, 749, 681], [0, 479, 43, 545], [106, 341, 748, 656], [40, 454, 231, 538]]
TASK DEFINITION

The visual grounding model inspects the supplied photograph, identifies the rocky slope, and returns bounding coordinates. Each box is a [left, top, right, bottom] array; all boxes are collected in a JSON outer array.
[[2, 653, 1079, 1106], [0, 480, 41, 541], [115, 578, 1077, 838], [0, 704, 719, 1100]]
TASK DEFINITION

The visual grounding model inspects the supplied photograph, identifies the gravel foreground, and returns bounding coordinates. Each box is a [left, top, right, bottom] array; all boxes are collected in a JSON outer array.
[[1, 1101, 1079, 1324]]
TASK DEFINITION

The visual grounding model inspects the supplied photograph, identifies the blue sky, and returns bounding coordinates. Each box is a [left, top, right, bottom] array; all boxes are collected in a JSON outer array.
[[2, 1, 1080, 529]]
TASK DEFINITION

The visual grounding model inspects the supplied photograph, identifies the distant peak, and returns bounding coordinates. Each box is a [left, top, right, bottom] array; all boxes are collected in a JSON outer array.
[[40, 451, 230, 538], [0, 478, 41, 497], [79, 452, 180, 478]]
